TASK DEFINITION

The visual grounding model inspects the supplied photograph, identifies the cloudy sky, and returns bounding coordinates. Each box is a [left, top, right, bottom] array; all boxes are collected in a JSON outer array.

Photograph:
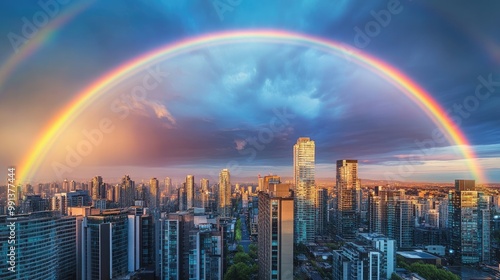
[[0, 0, 499, 184]]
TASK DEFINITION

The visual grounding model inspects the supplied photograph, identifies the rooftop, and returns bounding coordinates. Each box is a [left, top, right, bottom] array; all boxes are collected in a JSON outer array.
[[397, 251, 440, 260]]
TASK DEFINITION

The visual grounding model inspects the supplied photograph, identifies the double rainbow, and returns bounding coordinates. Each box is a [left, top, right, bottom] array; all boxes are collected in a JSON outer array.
[[17, 30, 485, 183]]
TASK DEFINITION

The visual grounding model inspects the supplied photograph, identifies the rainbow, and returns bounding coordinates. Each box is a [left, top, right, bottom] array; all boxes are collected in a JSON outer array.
[[0, 1, 93, 93], [17, 29, 486, 183]]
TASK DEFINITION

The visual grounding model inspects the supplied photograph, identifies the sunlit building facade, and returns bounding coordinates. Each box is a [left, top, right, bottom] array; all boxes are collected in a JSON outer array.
[[218, 169, 231, 217], [449, 179, 491, 264], [336, 159, 360, 239], [293, 137, 316, 244], [258, 187, 294, 280], [186, 175, 195, 209]]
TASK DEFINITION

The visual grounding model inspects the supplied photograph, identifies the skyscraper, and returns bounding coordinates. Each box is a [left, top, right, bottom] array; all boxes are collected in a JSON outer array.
[[218, 169, 231, 217], [91, 176, 105, 201], [159, 212, 223, 280], [200, 178, 209, 191], [149, 177, 160, 210], [316, 188, 328, 235], [178, 184, 187, 211], [200, 178, 210, 210], [0, 212, 76, 280], [121, 175, 135, 207], [293, 137, 316, 244], [336, 159, 360, 239], [63, 179, 70, 193], [263, 175, 281, 193], [70, 180, 77, 191], [186, 175, 195, 209], [258, 184, 294, 280], [81, 209, 129, 280], [368, 188, 414, 248], [293, 137, 315, 187], [449, 179, 490, 264], [128, 207, 154, 272], [52, 190, 91, 215], [164, 177, 172, 196]]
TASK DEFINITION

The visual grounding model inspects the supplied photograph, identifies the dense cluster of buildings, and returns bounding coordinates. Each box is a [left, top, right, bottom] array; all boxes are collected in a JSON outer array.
[[1, 137, 498, 279]]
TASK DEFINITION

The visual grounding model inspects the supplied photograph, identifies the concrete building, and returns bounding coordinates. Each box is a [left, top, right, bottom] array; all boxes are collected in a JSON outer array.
[[159, 210, 224, 280], [258, 185, 294, 280], [0, 211, 76, 280], [336, 159, 360, 240], [81, 209, 129, 280]]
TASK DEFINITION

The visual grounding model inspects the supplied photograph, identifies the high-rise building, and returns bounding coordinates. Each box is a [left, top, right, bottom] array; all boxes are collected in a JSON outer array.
[[128, 207, 154, 272], [258, 185, 294, 280], [178, 184, 187, 211], [201, 178, 209, 191], [218, 169, 231, 217], [0, 211, 76, 280], [91, 176, 105, 201], [19, 194, 49, 213], [357, 233, 396, 279], [200, 178, 210, 210], [449, 179, 490, 264], [397, 200, 415, 249], [81, 209, 129, 280], [293, 137, 316, 244], [263, 175, 281, 193], [159, 211, 223, 280], [186, 175, 195, 209], [438, 198, 449, 229], [368, 188, 414, 248], [149, 177, 160, 209], [121, 175, 135, 207], [164, 177, 172, 196], [52, 190, 91, 215], [332, 241, 383, 280], [63, 179, 70, 193], [70, 180, 77, 191], [336, 159, 360, 239], [294, 137, 315, 187], [316, 188, 328, 235]]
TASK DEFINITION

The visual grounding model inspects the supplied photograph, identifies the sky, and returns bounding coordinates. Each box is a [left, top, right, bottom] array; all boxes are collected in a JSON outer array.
[[0, 0, 499, 185]]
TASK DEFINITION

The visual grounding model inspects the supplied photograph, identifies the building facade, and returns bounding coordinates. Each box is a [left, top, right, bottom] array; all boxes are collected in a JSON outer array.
[[0, 211, 76, 280], [218, 169, 231, 217], [336, 159, 360, 240], [258, 188, 294, 280], [448, 179, 491, 264], [293, 137, 316, 244]]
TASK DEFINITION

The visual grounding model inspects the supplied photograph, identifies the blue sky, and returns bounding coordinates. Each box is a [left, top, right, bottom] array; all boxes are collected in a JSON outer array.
[[0, 0, 499, 184]]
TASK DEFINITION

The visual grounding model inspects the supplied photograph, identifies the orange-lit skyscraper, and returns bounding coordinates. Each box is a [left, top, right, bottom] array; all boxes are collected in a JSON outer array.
[[336, 159, 360, 239], [218, 169, 231, 217], [293, 137, 316, 244]]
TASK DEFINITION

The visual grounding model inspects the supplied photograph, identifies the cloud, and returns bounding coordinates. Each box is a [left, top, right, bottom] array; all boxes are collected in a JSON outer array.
[[128, 98, 176, 127], [234, 139, 247, 151]]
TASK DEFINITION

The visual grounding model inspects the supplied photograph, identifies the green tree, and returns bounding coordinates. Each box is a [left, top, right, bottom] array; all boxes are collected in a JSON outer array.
[[249, 244, 258, 259], [236, 245, 244, 253], [408, 262, 460, 280], [235, 228, 242, 242], [234, 252, 253, 265], [224, 262, 252, 280], [390, 272, 403, 280]]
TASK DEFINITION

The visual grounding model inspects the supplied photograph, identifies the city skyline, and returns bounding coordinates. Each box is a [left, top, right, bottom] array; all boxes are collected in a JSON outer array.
[[1, 1, 499, 185]]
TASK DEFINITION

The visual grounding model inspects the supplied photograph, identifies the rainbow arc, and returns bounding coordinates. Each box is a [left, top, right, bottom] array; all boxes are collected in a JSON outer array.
[[17, 30, 486, 183]]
